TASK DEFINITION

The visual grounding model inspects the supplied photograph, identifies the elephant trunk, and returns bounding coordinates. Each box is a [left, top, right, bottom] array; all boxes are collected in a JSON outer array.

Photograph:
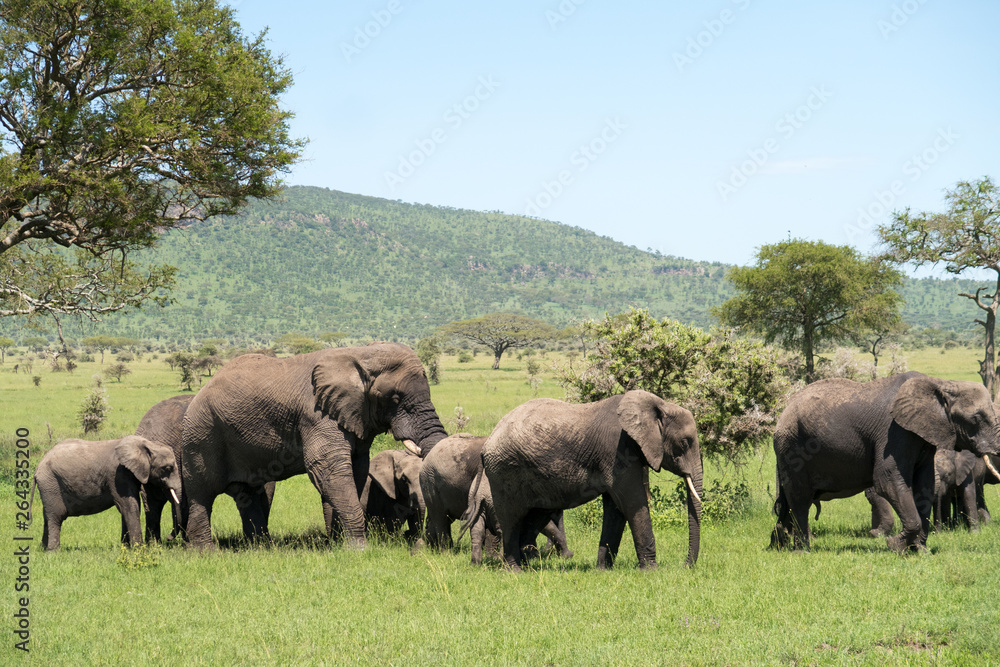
[[684, 463, 703, 567], [398, 403, 447, 457]]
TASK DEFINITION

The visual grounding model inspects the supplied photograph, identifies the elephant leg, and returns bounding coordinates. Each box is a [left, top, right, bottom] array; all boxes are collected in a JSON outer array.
[[789, 500, 811, 552], [117, 496, 143, 547], [309, 465, 366, 548], [881, 464, 930, 553], [614, 490, 656, 569], [485, 528, 500, 560], [43, 512, 63, 551], [234, 484, 271, 543], [962, 483, 979, 532], [470, 516, 486, 565], [597, 493, 626, 569], [541, 512, 573, 559], [865, 488, 895, 537], [933, 493, 943, 532], [144, 488, 166, 543], [519, 509, 553, 561], [184, 491, 216, 550]]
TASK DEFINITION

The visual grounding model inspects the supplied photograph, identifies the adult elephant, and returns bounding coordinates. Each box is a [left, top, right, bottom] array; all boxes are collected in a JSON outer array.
[[772, 372, 1000, 553], [481, 390, 702, 571], [136, 394, 276, 543], [181, 343, 447, 549]]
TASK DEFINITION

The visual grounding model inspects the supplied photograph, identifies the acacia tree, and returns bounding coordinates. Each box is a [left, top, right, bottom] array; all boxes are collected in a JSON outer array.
[[717, 239, 904, 383], [878, 177, 1000, 397], [438, 312, 557, 369], [0, 0, 302, 321], [0, 335, 12, 362]]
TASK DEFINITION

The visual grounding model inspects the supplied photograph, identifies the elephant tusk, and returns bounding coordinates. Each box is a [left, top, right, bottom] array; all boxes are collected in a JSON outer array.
[[685, 476, 702, 505], [985, 455, 1000, 482], [402, 439, 422, 456], [170, 489, 181, 506]]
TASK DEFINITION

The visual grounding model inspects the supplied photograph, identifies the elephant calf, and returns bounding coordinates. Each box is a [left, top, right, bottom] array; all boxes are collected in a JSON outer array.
[[973, 453, 1000, 523], [30, 435, 182, 551], [360, 449, 424, 542]]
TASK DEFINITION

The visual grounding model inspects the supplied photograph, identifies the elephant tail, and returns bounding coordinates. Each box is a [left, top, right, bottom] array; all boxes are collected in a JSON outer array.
[[26, 476, 37, 527], [457, 469, 486, 544]]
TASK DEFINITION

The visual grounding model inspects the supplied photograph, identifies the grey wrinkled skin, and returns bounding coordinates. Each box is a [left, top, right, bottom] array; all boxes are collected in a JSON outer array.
[[136, 394, 275, 543], [181, 343, 447, 550], [462, 468, 571, 565], [932, 449, 980, 531], [360, 449, 424, 542], [481, 390, 703, 571], [421, 432, 572, 561], [772, 372, 1000, 554], [31, 435, 182, 551]]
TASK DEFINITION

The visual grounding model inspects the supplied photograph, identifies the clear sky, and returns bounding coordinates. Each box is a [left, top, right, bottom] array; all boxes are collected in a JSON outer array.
[[229, 0, 1000, 267]]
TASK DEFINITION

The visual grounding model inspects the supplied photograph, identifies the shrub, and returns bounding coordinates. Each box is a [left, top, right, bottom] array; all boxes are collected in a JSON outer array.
[[457, 351, 473, 363], [79, 377, 109, 433], [105, 362, 132, 383]]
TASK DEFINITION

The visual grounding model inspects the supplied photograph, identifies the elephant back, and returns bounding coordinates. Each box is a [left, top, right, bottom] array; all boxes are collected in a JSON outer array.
[[136, 394, 195, 460]]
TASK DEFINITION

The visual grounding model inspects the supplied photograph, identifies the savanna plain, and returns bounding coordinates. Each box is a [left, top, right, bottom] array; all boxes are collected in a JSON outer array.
[[2, 346, 998, 665]]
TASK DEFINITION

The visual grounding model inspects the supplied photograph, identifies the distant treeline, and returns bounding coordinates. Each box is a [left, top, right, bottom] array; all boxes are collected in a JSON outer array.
[[2, 186, 988, 344]]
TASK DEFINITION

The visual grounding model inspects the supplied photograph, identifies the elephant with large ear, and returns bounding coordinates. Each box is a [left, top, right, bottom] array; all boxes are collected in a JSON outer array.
[[772, 372, 1000, 553], [135, 394, 276, 543], [181, 343, 447, 549], [360, 449, 424, 542], [30, 435, 182, 551], [481, 390, 702, 571]]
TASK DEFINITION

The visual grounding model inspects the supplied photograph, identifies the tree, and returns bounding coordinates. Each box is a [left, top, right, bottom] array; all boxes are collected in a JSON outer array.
[[415, 336, 442, 385], [274, 333, 321, 355], [0, 335, 12, 363], [23, 335, 46, 352], [104, 361, 131, 383], [717, 239, 904, 383], [560, 309, 788, 467], [878, 176, 1000, 397], [0, 0, 303, 321], [438, 312, 557, 369], [318, 332, 347, 348], [78, 376, 109, 433], [82, 335, 115, 363]]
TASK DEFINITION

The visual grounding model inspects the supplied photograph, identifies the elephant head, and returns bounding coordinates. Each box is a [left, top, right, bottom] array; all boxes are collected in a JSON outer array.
[[368, 449, 425, 520], [892, 376, 1000, 478], [115, 435, 183, 512], [617, 390, 703, 567], [312, 343, 447, 456]]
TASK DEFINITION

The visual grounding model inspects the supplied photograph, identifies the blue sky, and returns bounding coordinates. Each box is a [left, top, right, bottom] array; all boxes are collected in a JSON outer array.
[[230, 0, 1000, 268]]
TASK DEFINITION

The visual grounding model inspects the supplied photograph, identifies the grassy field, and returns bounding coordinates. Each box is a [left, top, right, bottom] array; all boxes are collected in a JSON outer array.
[[2, 347, 999, 665]]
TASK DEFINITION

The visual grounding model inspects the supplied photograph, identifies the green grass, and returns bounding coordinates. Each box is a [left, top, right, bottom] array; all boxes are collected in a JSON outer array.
[[2, 347, 999, 665]]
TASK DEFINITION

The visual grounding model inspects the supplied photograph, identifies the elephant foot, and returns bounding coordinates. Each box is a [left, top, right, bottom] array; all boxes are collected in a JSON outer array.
[[638, 559, 658, 570], [560, 549, 574, 560], [409, 538, 425, 556], [769, 525, 790, 550], [869, 528, 886, 538], [886, 533, 925, 555]]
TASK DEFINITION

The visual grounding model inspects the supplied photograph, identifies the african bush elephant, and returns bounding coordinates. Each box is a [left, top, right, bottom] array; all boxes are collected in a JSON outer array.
[[30, 435, 182, 551], [462, 468, 572, 565], [865, 449, 981, 534], [973, 453, 1000, 523], [480, 390, 703, 571], [933, 449, 979, 532], [181, 343, 447, 549], [361, 449, 424, 541], [422, 433, 571, 563], [136, 394, 275, 543], [772, 372, 1000, 553]]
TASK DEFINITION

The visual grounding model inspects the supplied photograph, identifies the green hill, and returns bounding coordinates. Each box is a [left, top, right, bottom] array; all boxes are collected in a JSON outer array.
[[31, 185, 992, 344]]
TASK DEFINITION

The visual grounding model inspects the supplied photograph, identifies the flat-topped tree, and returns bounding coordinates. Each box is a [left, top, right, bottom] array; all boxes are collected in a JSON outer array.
[[0, 0, 303, 322], [878, 176, 1000, 397], [438, 312, 557, 369]]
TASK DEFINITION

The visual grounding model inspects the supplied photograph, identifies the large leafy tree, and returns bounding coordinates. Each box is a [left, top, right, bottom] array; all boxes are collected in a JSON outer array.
[[878, 176, 1000, 397], [0, 0, 302, 321], [717, 239, 903, 382], [560, 308, 787, 467], [437, 312, 556, 369]]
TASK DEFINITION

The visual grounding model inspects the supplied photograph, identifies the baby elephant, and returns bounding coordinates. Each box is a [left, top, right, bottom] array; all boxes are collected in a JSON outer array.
[[31, 435, 182, 551], [360, 449, 425, 542]]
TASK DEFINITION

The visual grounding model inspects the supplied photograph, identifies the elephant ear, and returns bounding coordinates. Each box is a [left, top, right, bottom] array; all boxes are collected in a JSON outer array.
[[891, 376, 956, 448], [369, 453, 397, 501], [617, 390, 675, 472], [312, 350, 372, 440], [115, 436, 152, 485]]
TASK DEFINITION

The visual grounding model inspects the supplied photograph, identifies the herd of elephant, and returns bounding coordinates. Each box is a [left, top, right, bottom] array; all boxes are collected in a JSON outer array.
[[28, 344, 1000, 570]]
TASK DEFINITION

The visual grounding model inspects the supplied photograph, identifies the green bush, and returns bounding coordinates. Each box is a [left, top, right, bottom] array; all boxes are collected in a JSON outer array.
[[457, 351, 473, 363]]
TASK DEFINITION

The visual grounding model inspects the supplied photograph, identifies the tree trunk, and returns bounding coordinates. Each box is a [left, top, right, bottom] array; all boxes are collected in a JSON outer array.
[[976, 271, 1000, 400], [492, 353, 501, 370], [803, 325, 815, 383]]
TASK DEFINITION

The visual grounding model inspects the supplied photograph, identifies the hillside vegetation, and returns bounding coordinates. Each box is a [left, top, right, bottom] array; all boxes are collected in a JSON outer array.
[[14, 186, 990, 342]]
